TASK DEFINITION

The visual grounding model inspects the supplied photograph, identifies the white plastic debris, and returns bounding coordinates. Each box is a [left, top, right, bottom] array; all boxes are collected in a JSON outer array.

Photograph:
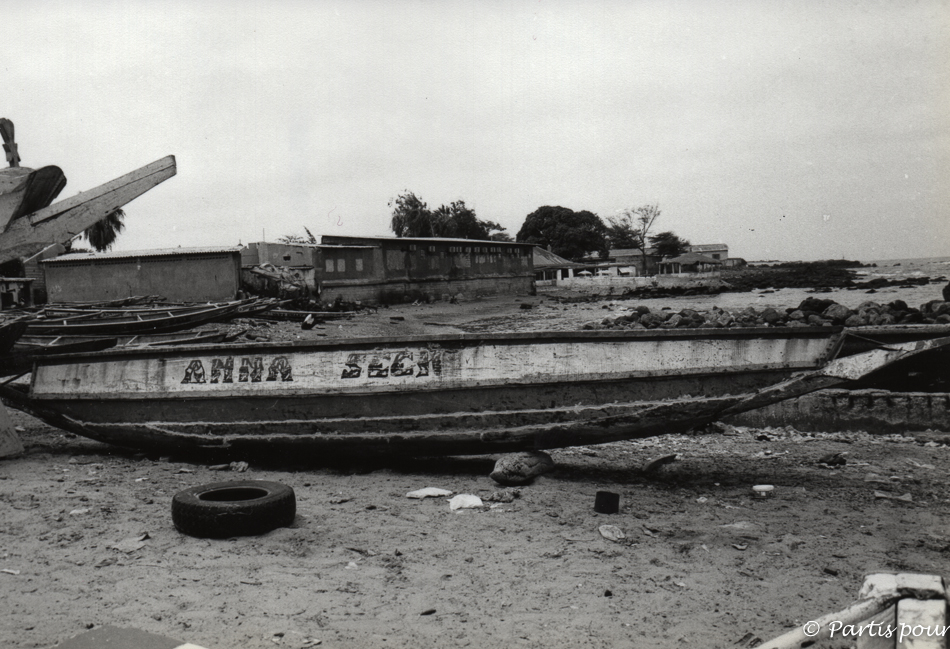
[[406, 487, 453, 499], [449, 494, 483, 510], [111, 533, 150, 554], [599, 525, 626, 543]]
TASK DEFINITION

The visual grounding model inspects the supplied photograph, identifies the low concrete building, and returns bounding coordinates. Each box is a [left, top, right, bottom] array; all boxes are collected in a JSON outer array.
[[316, 235, 535, 303], [609, 248, 659, 275], [658, 252, 723, 275], [688, 243, 728, 260], [23, 243, 65, 305], [42, 247, 242, 303], [533, 248, 586, 285]]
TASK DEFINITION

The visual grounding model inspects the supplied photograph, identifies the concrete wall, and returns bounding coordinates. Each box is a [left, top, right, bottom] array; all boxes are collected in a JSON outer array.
[[320, 275, 533, 304], [557, 272, 722, 293], [241, 242, 318, 268], [44, 252, 241, 303]]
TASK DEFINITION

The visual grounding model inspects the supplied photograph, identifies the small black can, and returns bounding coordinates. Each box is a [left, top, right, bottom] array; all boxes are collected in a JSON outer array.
[[594, 491, 620, 514]]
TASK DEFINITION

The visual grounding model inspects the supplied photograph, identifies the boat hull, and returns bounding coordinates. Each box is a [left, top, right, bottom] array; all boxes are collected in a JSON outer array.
[[4, 327, 845, 455]]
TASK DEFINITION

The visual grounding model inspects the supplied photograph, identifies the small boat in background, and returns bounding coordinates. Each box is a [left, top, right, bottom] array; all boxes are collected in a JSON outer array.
[[22, 298, 274, 337]]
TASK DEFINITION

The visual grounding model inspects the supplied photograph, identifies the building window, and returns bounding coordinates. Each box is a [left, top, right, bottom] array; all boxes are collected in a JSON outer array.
[[325, 259, 335, 272], [355, 258, 363, 272], [337, 259, 345, 272]]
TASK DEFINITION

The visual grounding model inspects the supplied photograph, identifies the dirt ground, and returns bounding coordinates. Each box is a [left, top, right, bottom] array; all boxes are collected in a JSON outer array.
[[2, 289, 949, 649]]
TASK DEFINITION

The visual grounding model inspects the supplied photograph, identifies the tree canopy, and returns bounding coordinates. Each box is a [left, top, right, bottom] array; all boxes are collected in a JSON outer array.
[[389, 192, 507, 240], [278, 227, 318, 244], [605, 215, 639, 249], [607, 204, 661, 273], [516, 206, 608, 260], [650, 230, 691, 258], [84, 208, 126, 252]]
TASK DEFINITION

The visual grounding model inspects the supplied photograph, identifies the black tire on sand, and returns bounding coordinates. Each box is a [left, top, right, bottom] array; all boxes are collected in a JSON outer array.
[[171, 480, 296, 538]]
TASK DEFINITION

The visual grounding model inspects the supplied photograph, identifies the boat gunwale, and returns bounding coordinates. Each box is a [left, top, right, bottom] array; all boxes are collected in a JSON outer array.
[[27, 361, 819, 401], [23, 325, 849, 365]]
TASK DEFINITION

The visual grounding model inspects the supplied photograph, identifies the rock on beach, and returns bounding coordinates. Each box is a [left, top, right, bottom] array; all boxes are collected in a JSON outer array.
[[583, 298, 950, 331]]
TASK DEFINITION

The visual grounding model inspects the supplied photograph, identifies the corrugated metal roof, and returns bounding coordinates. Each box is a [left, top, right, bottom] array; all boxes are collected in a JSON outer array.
[[662, 252, 723, 264], [533, 247, 585, 269], [320, 235, 530, 246], [42, 246, 243, 264], [609, 247, 658, 256]]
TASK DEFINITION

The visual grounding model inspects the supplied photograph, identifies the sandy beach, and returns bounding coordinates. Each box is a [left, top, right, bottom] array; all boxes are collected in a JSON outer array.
[[2, 281, 949, 649]]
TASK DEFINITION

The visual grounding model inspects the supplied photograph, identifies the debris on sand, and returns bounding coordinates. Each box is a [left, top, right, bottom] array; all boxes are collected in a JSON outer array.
[[642, 453, 678, 474], [406, 487, 453, 499], [483, 488, 521, 503], [599, 525, 626, 543], [490, 451, 555, 485], [449, 494, 483, 510]]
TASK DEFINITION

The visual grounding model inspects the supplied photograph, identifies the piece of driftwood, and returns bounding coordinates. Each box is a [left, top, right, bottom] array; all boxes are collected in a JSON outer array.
[[757, 573, 948, 649]]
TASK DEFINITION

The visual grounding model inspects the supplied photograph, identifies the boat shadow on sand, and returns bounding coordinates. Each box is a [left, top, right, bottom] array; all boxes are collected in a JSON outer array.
[[20, 425, 876, 494]]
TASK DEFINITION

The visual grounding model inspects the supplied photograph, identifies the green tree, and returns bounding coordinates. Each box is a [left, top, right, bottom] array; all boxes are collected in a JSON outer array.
[[650, 231, 690, 258], [389, 192, 507, 240], [84, 208, 125, 252], [389, 192, 433, 237], [605, 214, 639, 249], [516, 206, 608, 261]]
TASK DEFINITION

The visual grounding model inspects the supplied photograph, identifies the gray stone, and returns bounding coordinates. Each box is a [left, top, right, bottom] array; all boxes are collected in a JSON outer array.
[[822, 303, 853, 322], [490, 451, 556, 485]]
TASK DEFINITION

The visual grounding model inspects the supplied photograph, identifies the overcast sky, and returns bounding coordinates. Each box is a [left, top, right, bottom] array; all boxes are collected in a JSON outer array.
[[6, 1, 948, 261]]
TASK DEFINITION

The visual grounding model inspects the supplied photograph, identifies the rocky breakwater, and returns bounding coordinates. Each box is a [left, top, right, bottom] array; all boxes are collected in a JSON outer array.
[[582, 297, 950, 330]]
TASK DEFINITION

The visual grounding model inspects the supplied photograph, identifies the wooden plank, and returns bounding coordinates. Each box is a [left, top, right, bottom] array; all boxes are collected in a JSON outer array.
[[757, 596, 897, 649], [0, 155, 176, 263]]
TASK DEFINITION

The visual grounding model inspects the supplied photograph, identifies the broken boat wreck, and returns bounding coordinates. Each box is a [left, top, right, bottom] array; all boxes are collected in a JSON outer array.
[[1, 326, 948, 456]]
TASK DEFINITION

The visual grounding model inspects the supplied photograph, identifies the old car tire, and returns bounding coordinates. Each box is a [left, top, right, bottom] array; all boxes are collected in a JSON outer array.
[[171, 480, 296, 538]]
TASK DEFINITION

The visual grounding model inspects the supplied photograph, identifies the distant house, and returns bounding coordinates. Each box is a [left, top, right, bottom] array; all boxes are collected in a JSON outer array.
[[42, 247, 243, 303], [688, 243, 728, 261], [533, 247, 586, 283], [658, 252, 723, 275], [608, 247, 660, 275]]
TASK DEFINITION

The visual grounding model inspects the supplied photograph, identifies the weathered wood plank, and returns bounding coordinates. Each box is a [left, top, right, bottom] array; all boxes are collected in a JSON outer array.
[[0, 155, 176, 263]]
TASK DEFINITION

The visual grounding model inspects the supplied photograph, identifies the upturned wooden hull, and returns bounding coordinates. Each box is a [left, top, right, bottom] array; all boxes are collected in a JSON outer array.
[[2, 328, 946, 456], [0, 155, 176, 264]]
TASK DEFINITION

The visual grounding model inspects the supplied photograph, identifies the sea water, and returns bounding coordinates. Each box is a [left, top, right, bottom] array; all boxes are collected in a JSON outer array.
[[609, 256, 950, 314]]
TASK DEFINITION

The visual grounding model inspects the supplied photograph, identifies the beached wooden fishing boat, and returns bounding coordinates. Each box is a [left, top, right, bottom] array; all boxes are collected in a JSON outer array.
[[1, 326, 947, 456], [21, 299, 263, 337]]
